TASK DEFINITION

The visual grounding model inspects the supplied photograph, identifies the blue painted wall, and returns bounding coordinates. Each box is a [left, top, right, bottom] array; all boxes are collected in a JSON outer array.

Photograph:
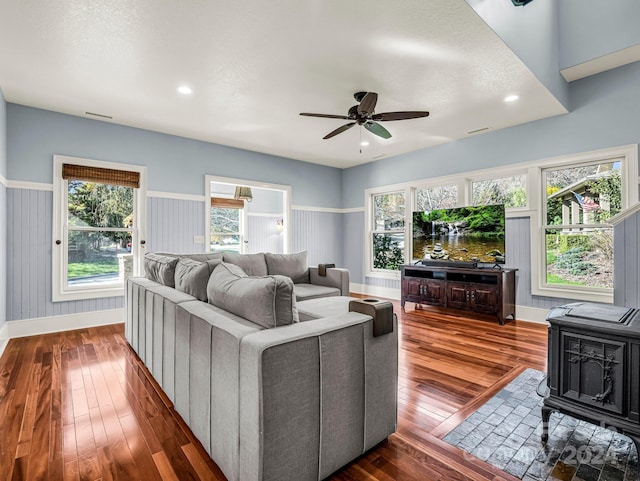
[[7, 104, 343, 209], [343, 61, 640, 209], [0, 87, 6, 332], [342, 61, 640, 309], [558, 0, 640, 69], [0, 88, 6, 178], [4, 104, 347, 321], [466, 0, 569, 109]]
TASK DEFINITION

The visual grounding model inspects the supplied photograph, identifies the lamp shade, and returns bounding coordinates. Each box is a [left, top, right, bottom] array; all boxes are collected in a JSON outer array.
[[234, 186, 253, 202]]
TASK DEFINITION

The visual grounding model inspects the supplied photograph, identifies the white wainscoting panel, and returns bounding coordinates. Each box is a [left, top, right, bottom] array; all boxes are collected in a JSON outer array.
[[292, 209, 343, 266], [7, 188, 124, 321], [147, 196, 205, 253], [247, 214, 284, 254]]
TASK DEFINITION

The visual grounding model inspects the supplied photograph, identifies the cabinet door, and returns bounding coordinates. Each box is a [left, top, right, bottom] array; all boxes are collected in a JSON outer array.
[[403, 279, 422, 303], [470, 284, 499, 314], [422, 279, 445, 306], [446, 281, 468, 309]]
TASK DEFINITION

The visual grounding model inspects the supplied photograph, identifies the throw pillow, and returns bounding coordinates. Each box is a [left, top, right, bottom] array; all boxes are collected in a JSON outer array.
[[144, 253, 179, 287], [207, 262, 298, 328], [222, 252, 268, 276], [174, 258, 220, 301], [264, 251, 309, 284]]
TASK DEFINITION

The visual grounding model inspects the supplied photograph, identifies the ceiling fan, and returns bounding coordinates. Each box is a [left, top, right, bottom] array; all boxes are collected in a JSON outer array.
[[300, 91, 429, 140]]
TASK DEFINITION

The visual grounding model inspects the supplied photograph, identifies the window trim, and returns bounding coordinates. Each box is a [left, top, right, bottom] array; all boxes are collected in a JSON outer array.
[[52, 155, 147, 302], [530, 145, 638, 303], [365, 186, 410, 279]]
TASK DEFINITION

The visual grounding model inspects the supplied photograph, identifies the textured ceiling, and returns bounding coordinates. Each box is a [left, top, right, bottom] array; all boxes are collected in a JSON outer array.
[[0, 0, 568, 168]]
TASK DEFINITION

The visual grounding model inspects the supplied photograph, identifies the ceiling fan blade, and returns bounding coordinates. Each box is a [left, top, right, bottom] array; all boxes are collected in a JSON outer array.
[[372, 111, 430, 121], [357, 92, 378, 116], [323, 122, 356, 139], [364, 121, 392, 139], [300, 113, 350, 120]]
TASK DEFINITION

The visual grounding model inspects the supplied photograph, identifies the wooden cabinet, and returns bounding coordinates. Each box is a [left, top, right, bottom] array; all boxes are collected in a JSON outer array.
[[401, 265, 516, 325]]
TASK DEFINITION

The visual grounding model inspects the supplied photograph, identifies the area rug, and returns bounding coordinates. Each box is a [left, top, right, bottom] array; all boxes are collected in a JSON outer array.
[[442, 368, 639, 481]]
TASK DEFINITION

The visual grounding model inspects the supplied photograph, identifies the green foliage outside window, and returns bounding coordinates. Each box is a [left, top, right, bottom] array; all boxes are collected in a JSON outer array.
[[373, 234, 404, 270], [68, 181, 133, 247]]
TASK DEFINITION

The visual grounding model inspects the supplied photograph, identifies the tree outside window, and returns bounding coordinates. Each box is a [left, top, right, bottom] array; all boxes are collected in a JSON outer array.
[[372, 192, 405, 270], [210, 206, 242, 252], [416, 185, 457, 211], [472, 175, 526, 208], [544, 162, 620, 289], [67, 181, 134, 285]]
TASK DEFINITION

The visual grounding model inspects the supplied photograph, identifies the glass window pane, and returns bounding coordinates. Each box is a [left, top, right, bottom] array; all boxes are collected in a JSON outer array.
[[545, 227, 613, 289], [373, 193, 405, 230], [545, 162, 621, 225], [416, 185, 457, 210], [472, 175, 526, 208], [210, 234, 241, 253], [211, 207, 240, 234], [372, 233, 404, 270], [68, 181, 134, 228], [67, 230, 132, 285]]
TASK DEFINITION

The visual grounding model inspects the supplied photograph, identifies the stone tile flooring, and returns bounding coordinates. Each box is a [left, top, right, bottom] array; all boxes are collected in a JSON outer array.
[[442, 369, 639, 481]]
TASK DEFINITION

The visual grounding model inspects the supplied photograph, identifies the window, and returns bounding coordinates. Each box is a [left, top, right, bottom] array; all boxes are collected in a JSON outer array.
[[542, 162, 619, 291], [53, 156, 146, 301], [416, 185, 457, 210], [531, 145, 638, 302], [472, 174, 527, 208], [210, 197, 244, 253], [371, 191, 405, 271]]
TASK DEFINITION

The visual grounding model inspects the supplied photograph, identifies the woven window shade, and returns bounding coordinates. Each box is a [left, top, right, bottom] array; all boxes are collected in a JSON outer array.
[[211, 197, 244, 209], [62, 164, 140, 188]]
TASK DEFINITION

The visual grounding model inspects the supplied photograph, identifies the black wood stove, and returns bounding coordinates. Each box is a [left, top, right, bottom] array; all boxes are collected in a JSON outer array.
[[543, 302, 640, 453]]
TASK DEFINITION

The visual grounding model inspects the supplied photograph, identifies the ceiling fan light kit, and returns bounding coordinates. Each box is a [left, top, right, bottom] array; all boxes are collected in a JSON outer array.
[[300, 91, 429, 140]]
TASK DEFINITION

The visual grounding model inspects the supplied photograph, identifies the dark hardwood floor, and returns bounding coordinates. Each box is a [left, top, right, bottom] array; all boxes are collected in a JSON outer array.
[[0, 300, 547, 481]]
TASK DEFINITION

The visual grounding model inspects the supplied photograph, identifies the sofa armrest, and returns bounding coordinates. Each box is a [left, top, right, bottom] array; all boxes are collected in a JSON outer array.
[[238, 313, 398, 481], [308, 266, 350, 296]]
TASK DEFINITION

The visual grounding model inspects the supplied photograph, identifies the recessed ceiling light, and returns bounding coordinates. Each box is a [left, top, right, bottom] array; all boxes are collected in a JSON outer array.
[[360, 141, 370, 147], [177, 85, 193, 95], [504, 95, 519, 102]]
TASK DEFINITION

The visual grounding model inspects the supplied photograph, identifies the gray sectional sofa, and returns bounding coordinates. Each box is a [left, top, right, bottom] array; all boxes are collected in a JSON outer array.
[[125, 251, 398, 481]]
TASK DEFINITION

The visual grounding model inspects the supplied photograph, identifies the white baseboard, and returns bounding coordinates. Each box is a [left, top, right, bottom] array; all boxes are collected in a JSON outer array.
[[350, 283, 401, 301], [6, 308, 124, 340], [513, 305, 549, 324], [0, 322, 9, 360], [350, 283, 550, 324]]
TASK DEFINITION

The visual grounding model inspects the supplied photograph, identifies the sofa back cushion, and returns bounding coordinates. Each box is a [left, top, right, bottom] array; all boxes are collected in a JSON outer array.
[[223, 252, 268, 276], [174, 258, 221, 301], [144, 253, 179, 287], [207, 262, 298, 328], [265, 251, 309, 284], [176, 252, 223, 263]]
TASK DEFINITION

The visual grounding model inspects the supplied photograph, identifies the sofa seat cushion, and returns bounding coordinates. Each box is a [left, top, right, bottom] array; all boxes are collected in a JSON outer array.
[[294, 283, 341, 302], [208, 262, 299, 328], [265, 251, 309, 284], [144, 253, 179, 286], [174, 258, 220, 301], [296, 296, 355, 322], [222, 252, 268, 276]]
